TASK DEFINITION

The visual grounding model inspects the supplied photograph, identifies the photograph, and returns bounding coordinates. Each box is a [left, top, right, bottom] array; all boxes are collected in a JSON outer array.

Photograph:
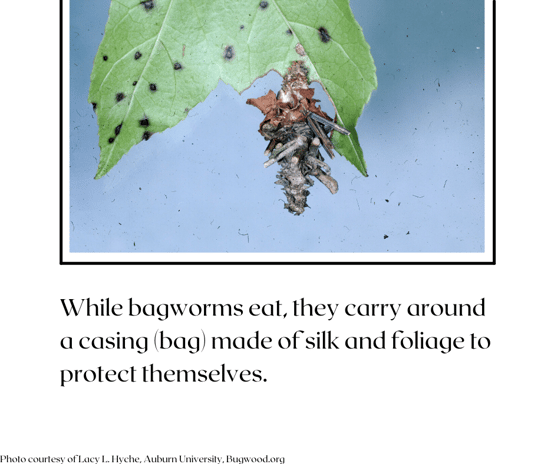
[[68, 0, 488, 259]]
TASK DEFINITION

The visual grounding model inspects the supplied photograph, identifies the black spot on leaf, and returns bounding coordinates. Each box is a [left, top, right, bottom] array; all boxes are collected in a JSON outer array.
[[140, 0, 154, 10], [135, 51, 142, 60], [240, 25, 245, 30], [115, 92, 125, 102], [224, 45, 235, 61], [92, 102, 97, 111], [115, 124, 122, 136], [149, 83, 157, 91], [108, 137, 115, 144], [318, 27, 331, 43], [103, 55, 108, 61], [286, 29, 293, 36], [142, 131, 153, 141], [132, 81, 137, 86], [174, 62, 183, 70], [139, 117, 150, 127], [259, 1, 268, 9]]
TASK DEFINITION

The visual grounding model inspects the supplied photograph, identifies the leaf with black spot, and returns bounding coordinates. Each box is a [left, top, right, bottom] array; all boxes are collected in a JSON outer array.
[[89, 0, 376, 179]]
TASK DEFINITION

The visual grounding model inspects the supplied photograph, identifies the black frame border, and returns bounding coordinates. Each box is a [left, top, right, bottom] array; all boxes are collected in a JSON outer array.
[[60, 1, 496, 266]]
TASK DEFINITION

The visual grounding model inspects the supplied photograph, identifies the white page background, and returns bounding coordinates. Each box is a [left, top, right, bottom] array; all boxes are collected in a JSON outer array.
[[1, 1, 552, 463]]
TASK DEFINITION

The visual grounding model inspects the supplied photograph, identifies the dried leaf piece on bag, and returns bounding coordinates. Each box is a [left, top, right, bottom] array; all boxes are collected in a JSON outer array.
[[247, 61, 345, 215]]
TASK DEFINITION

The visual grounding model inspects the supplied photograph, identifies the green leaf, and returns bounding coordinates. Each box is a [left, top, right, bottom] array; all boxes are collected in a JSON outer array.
[[89, 0, 377, 179]]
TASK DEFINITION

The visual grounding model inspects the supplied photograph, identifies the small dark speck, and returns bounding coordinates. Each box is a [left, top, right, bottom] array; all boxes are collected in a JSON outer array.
[[259, 1, 268, 9], [140, 117, 150, 127], [174, 62, 183, 70], [132, 81, 137, 86], [115, 123, 122, 136], [141, 0, 154, 10], [92, 102, 97, 111], [135, 51, 142, 59], [108, 137, 115, 144], [385, 199, 389, 202], [318, 27, 331, 43], [149, 83, 157, 91], [238, 229, 250, 243], [406, 231, 410, 235], [224, 45, 235, 61], [384, 235, 389, 239], [115, 92, 125, 102], [240, 25, 245, 30], [286, 29, 292, 35], [142, 131, 153, 141], [103, 55, 108, 61]]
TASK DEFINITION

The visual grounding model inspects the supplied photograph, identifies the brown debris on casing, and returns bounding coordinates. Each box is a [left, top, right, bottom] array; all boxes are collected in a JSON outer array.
[[246, 61, 334, 140], [306, 114, 335, 159], [247, 61, 347, 215]]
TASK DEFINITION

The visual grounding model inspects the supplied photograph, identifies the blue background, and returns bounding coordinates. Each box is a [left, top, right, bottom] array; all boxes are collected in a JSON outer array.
[[70, 0, 484, 253]]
